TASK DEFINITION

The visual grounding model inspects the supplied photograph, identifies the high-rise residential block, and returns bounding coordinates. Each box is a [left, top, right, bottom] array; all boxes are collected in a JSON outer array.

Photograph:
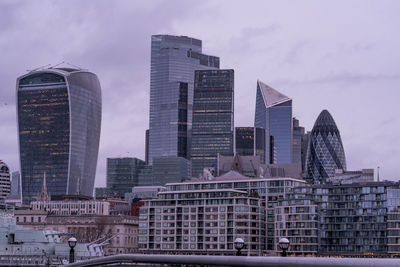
[[235, 127, 266, 163], [148, 35, 219, 164], [0, 160, 11, 202], [191, 69, 234, 177], [305, 110, 346, 184], [254, 80, 292, 164], [17, 67, 102, 203]]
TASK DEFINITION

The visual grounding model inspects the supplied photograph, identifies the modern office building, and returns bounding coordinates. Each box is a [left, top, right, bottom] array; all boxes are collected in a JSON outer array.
[[0, 161, 11, 203], [137, 156, 192, 187], [145, 129, 149, 164], [305, 110, 346, 184], [191, 69, 234, 177], [17, 67, 102, 203], [10, 171, 21, 199], [148, 35, 219, 164], [254, 80, 292, 164], [235, 127, 266, 163], [292, 118, 309, 173], [105, 158, 146, 198]]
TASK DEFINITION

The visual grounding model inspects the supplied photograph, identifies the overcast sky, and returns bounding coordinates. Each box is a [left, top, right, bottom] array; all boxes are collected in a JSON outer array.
[[0, 0, 399, 187]]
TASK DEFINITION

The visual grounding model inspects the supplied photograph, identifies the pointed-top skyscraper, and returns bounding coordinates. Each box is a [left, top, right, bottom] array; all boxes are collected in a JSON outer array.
[[254, 80, 292, 164], [305, 109, 347, 184]]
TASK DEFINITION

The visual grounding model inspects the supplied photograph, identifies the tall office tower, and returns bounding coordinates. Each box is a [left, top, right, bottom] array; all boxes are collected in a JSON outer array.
[[292, 118, 309, 172], [305, 110, 346, 184], [10, 171, 21, 199], [106, 158, 145, 198], [145, 129, 149, 165], [17, 67, 102, 203], [0, 160, 11, 202], [235, 127, 266, 163], [148, 35, 219, 164], [254, 80, 292, 164], [191, 69, 234, 177]]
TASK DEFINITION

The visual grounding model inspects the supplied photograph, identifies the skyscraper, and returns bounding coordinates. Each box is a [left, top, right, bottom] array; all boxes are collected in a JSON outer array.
[[254, 80, 292, 164], [305, 109, 347, 184], [106, 157, 145, 198], [17, 67, 101, 203], [292, 118, 309, 172], [191, 69, 234, 177], [235, 127, 266, 163], [148, 35, 219, 164], [0, 160, 11, 203]]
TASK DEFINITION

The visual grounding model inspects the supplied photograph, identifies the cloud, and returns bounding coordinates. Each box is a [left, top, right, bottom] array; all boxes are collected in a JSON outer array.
[[0, 0, 399, 189]]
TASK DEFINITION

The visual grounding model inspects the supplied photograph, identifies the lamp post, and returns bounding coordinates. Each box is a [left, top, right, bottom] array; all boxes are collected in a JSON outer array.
[[234, 237, 244, 256], [68, 237, 77, 263], [278, 238, 290, 257]]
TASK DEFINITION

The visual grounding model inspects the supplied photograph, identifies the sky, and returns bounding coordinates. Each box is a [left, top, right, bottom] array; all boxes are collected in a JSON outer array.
[[0, 0, 399, 187]]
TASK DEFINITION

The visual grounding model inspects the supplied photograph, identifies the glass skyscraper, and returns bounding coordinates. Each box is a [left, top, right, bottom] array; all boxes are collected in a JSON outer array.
[[305, 109, 347, 184], [106, 157, 146, 198], [17, 67, 101, 203], [148, 35, 219, 164], [254, 80, 292, 164], [235, 127, 266, 163], [191, 69, 234, 177]]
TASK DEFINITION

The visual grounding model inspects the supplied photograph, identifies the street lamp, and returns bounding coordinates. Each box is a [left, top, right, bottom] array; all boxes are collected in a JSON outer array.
[[278, 238, 290, 257], [234, 237, 244, 256], [68, 237, 77, 263]]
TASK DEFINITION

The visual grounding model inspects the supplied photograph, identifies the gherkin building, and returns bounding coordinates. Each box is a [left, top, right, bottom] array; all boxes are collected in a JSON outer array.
[[305, 110, 346, 184]]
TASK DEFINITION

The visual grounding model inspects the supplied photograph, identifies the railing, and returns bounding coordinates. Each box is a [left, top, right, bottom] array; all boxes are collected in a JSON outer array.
[[63, 254, 400, 267]]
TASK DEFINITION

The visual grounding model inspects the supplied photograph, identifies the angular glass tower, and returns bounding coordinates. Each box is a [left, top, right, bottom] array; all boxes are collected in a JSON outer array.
[[191, 69, 234, 177], [254, 80, 292, 164], [17, 67, 101, 203], [148, 35, 219, 164], [305, 110, 346, 184]]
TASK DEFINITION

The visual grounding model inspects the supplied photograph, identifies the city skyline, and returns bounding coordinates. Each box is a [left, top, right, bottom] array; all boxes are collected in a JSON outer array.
[[0, 1, 399, 187]]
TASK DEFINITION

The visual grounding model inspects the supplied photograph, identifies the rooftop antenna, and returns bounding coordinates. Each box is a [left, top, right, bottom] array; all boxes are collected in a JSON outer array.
[[26, 63, 52, 73], [65, 62, 86, 70], [49, 61, 65, 69]]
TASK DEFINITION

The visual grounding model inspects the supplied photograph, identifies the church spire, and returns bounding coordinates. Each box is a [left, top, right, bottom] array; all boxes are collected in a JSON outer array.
[[39, 172, 50, 201]]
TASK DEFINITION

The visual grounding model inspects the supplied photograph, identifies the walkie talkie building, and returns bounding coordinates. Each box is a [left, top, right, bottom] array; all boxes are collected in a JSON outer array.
[[17, 67, 101, 203]]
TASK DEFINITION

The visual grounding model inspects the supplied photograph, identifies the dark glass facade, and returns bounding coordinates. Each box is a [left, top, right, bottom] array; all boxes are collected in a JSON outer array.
[[17, 68, 101, 203], [235, 127, 266, 163], [106, 157, 146, 198], [254, 80, 292, 164], [305, 110, 346, 184], [191, 69, 234, 177], [148, 35, 219, 165]]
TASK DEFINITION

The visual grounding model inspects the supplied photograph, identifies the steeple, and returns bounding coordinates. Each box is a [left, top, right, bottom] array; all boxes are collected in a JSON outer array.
[[38, 172, 50, 201]]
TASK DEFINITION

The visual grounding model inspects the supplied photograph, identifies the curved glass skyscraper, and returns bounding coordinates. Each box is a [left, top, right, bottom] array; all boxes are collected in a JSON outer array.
[[17, 67, 101, 203], [305, 110, 346, 184]]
